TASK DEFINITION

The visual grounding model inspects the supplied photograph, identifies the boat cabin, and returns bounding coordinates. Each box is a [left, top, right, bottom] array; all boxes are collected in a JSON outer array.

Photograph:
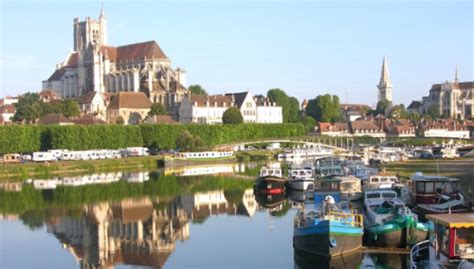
[[426, 213, 474, 266], [259, 166, 283, 178], [365, 175, 399, 190], [409, 172, 460, 204], [289, 168, 313, 179], [314, 178, 341, 203]]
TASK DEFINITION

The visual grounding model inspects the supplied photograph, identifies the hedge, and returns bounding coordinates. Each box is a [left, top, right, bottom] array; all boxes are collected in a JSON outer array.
[[0, 123, 305, 154]]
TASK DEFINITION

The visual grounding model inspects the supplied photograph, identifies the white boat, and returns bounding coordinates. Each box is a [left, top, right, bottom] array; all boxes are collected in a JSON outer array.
[[278, 146, 332, 161], [288, 167, 314, 191]]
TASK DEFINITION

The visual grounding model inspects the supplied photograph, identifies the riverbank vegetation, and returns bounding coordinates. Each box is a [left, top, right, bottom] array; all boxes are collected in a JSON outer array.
[[0, 123, 305, 154], [0, 156, 162, 180]]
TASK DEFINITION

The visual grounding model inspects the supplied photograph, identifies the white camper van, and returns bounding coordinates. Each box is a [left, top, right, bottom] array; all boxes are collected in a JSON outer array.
[[32, 152, 56, 162]]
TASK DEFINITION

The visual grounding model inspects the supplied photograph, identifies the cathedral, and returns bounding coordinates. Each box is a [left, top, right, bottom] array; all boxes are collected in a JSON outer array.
[[42, 7, 189, 118]]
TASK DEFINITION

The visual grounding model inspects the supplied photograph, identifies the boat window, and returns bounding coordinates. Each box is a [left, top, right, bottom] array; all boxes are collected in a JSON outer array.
[[372, 177, 379, 183], [455, 228, 474, 257], [425, 182, 435, 193], [439, 226, 450, 255], [382, 192, 396, 198], [416, 182, 425, 193], [381, 177, 388, 182], [366, 193, 380, 199]]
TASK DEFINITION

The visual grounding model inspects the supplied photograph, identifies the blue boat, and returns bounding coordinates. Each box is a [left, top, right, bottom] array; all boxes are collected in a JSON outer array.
[[293, 182, 364, 257]]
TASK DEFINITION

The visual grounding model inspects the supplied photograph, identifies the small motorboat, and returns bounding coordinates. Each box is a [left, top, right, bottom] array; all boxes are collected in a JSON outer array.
[[293, 195, 364, 257], [254, 164, 286, 195], [288, 167, 315, 191], [409, 213, 474, 269], [364, 189, 430, 248]]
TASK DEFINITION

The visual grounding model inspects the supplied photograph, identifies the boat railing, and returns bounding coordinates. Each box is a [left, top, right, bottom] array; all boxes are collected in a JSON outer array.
[[409, 239, 430, 269], [327, 211, 364, 228]]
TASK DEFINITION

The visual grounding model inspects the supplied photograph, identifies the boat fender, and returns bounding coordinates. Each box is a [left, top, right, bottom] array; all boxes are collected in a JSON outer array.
[[329, 236, 337, 248]]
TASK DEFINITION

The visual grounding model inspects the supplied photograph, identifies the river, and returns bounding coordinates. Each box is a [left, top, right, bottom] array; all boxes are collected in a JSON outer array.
[[1, 160, 472, 269]]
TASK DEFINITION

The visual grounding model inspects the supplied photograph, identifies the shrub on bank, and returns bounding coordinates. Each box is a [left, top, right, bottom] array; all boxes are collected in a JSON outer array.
[[0, 123, 305, 154]]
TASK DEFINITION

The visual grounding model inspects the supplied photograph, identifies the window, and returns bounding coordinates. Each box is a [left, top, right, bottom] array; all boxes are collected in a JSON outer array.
[[455, 228, 474, 257], [425, 182, 435, 193], [416, 182, 425, 193]]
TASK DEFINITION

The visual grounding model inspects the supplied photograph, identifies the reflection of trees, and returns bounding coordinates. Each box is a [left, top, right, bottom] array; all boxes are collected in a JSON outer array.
[[19, 211, 45, 230]]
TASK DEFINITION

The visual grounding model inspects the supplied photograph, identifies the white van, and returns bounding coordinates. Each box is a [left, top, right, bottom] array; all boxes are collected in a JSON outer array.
[[32, 152, 57, 162]]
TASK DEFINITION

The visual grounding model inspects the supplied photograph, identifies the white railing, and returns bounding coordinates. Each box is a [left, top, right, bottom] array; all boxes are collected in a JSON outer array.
[[410, 239, 430, 269]]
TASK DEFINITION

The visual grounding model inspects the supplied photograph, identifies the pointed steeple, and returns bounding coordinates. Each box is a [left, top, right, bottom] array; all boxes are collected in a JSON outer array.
[[454, 66, 459, 83], [379, 56, 392, 86], [377, 56, 393, 103], [99, 2, 105, 19]]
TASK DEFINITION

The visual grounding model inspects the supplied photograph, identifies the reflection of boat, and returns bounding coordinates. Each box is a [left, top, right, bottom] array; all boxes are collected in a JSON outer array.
[[288, 168, 314, 191], [410, 213, 474, 269], [293, 196, 364, 257], [254, 192, 287, 209], [254, 164, 286, 194], [294, 248, 363, 269], [364, 189, 430, 248]]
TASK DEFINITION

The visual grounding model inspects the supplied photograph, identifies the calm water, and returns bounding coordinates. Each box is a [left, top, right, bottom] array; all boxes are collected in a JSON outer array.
[[4, 160, 472, 269]]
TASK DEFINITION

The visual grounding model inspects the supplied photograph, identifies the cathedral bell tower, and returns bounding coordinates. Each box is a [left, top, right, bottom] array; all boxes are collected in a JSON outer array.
[[377, 56, 393, 103]]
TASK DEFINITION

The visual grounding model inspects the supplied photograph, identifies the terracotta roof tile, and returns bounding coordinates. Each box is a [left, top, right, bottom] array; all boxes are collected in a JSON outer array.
[[0, 104, 16, 114], [38, 114, 73, 125], [190, 95, 233, 107], [351, 120, 382, 131], [108, 92, 151, 110]]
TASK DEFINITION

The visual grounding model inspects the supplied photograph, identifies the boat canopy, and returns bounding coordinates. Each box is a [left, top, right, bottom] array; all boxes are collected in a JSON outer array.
[[426, 213, 474, 228]]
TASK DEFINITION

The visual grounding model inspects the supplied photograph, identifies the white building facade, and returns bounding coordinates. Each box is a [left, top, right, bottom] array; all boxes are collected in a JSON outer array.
[[178, 92, 283, 124]]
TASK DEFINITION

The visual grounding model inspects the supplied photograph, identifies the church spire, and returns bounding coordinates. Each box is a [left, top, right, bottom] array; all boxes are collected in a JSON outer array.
[[377, 56, 393, 103], [99, 2, 105, 19], [379, 56, 391, 85], [454, 66, 459, 83]]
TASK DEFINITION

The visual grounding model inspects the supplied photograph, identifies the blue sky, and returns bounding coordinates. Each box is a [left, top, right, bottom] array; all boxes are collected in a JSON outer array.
[[0, 0, 472, 106]]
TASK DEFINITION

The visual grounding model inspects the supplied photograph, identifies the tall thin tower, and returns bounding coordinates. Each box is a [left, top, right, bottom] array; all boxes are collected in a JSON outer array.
[[377, 56, 393, 103]]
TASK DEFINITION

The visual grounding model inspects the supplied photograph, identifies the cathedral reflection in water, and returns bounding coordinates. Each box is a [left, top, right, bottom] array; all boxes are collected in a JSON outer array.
[[46, 189, 258, 268]]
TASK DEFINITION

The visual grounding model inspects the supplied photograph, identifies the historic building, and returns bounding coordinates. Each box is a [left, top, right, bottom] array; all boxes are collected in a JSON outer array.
[[377, 57, 393, 104], [178, 91, 282, 124], [42, 8, 188, 119], [424, 72, 473, 120]]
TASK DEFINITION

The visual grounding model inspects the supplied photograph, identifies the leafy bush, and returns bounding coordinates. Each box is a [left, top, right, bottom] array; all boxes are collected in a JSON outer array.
[[0, 123, 304, 153]]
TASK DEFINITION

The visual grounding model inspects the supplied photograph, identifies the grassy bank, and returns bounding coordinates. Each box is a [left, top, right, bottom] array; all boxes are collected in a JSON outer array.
[[0, 156, 163, 180]]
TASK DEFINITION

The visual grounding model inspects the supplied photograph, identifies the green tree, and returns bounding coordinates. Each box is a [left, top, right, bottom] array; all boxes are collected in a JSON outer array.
[[305, 94, 341, 123], [222, 107, 243, 124], [388, 104, 408, 119], [148, 103, 167, 116], [61, 100, 81, 118], [408, 111, 420, 124], [301, 116, 316, 133], [188, 84, 208, 96], [176, 130, 204, 151], [116, 116, 125, 125], [288, 97, 300, 123], [267, 88, 291, 122], [13, 93, 42, 123]]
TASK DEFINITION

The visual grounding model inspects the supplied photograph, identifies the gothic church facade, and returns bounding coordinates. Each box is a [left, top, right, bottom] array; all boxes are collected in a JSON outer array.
[[42, 8, 189, 118]]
